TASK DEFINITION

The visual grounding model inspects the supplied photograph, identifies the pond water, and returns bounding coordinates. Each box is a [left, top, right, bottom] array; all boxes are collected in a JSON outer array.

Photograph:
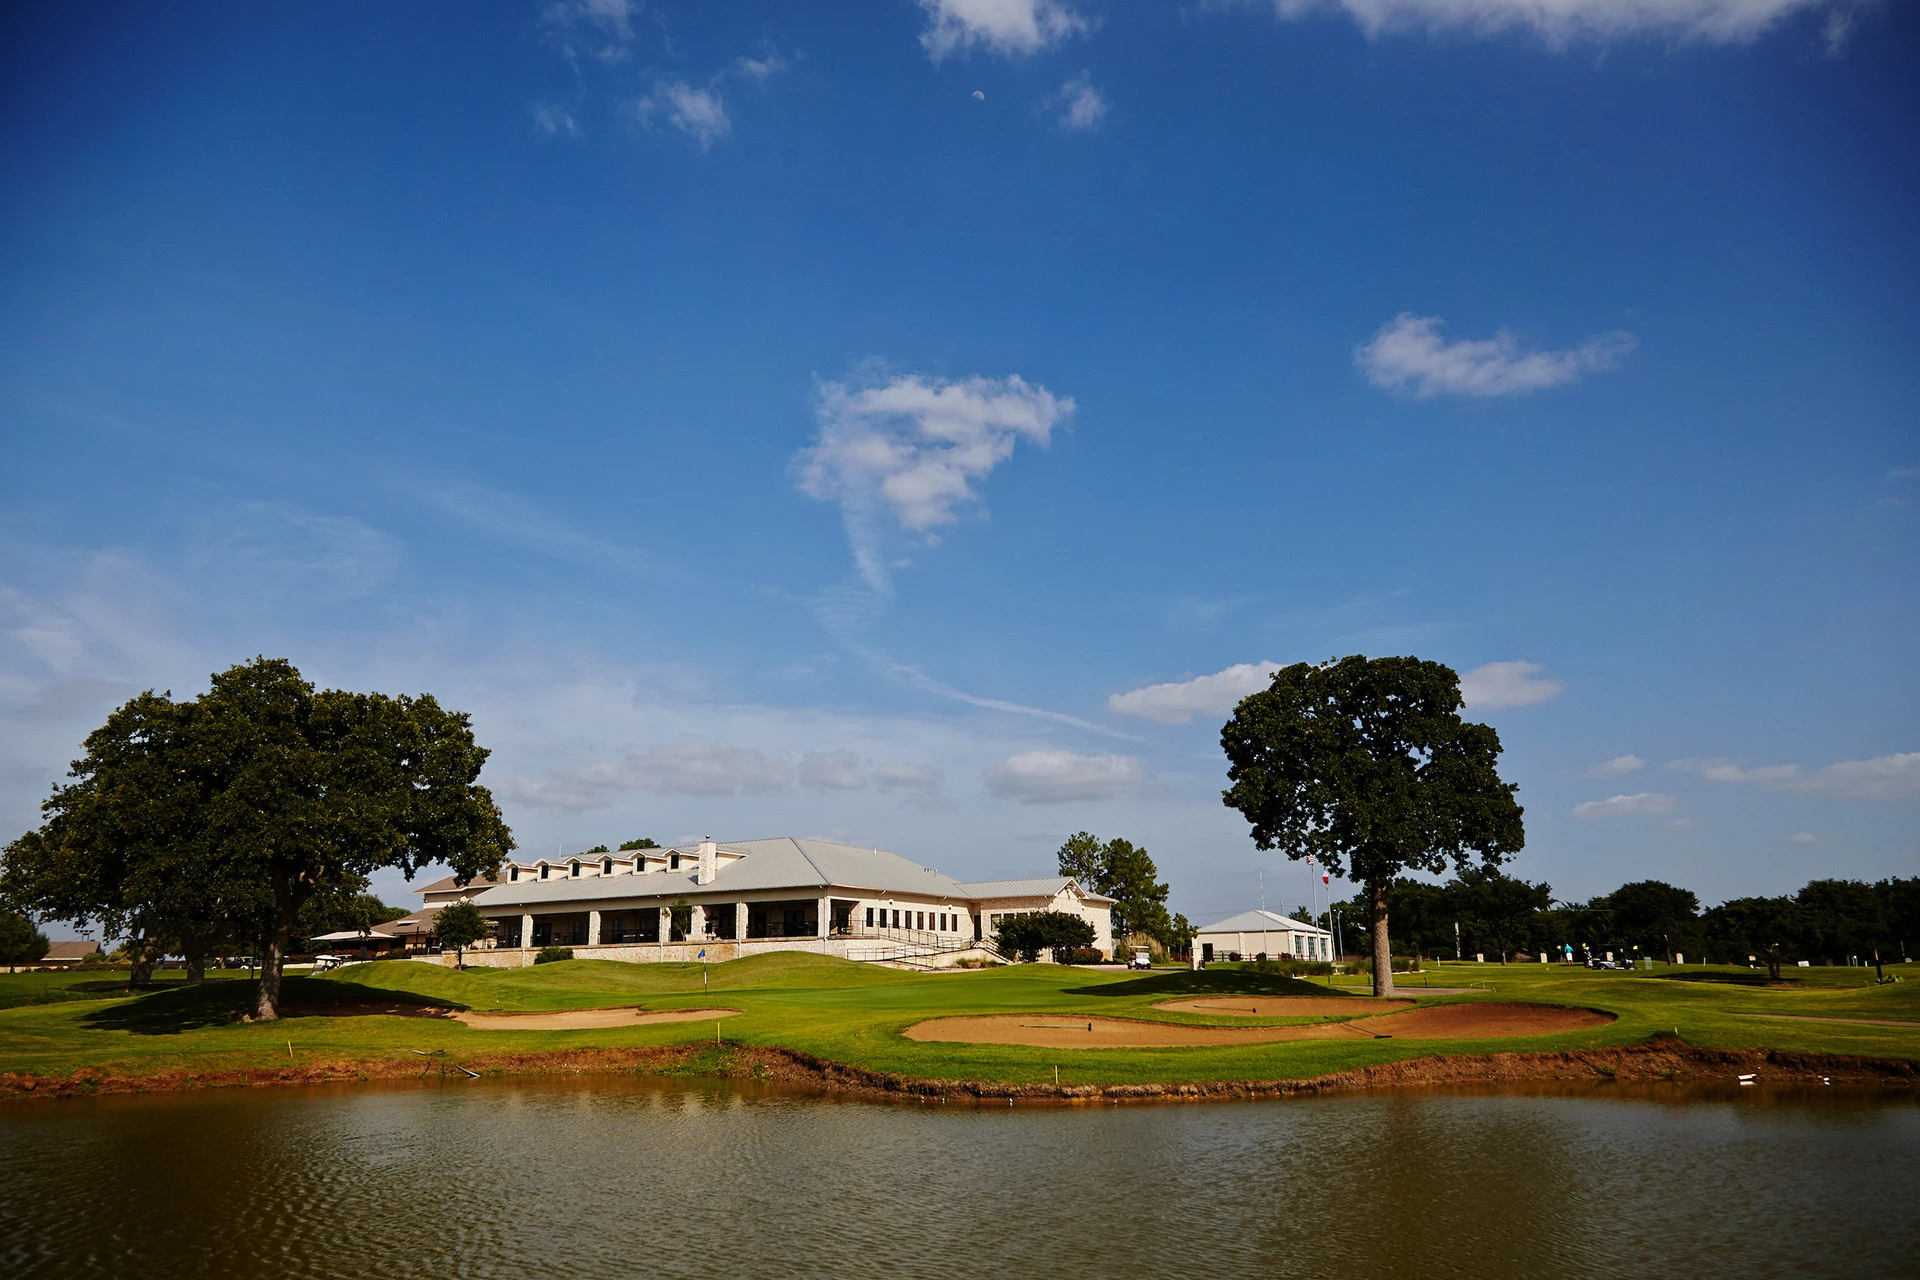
[[3, 1079, 1914, 1279]]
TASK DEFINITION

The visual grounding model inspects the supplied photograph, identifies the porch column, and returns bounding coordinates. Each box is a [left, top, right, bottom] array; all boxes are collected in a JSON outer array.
[[659, 905, 671, 948], [690, 903, 707, 941], [521, 913, 533, 952], [818, 894, 830, 938], [735, 902, 747, 942], [587, 909, 600, 947]]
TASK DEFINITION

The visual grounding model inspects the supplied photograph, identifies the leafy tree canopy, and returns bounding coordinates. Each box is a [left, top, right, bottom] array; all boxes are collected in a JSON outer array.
[[993, 911, 1095, 964], [1, 657, 514, 1019], [1055, 832, 1179, 949], [619, 837, 660, 851], [432, 897, 489, 966], [0, 911, 50, 965], [1602, 880, 1700, 961], [1221, 655, 1524, 996]]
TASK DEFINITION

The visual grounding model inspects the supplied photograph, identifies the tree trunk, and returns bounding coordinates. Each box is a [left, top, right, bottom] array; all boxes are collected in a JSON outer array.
[[127, 941, 158, 990], [255, 921, 289, 1020], [254, 867, 299, 1021], [1370, 880, 1394, 998], [185, 949, 205, 986]]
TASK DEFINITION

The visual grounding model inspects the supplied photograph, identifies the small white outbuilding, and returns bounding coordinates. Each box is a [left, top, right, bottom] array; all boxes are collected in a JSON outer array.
[[1193, 909, 1333, 963]]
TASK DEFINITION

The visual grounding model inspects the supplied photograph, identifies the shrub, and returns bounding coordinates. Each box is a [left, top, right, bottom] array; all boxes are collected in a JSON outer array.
[[1248, 958, 1333, 977], [534, 946, 574, 964], [1350, 956, 1420, 975], [1060, 946, 1104, 965]]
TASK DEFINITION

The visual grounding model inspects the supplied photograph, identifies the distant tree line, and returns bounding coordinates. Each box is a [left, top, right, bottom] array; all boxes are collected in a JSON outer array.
[[0, 658, 514, 1020], [1325, 871, 1920, 979]]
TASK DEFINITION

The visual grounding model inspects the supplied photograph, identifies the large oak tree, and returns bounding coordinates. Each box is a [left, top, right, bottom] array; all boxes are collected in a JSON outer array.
[[3, 658, 514, 1019], [1220, 655, 1525, 997]]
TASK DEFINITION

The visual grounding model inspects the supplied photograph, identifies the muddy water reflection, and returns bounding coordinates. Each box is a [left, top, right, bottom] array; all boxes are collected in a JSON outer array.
[[3, 1079, 1914, 1279]]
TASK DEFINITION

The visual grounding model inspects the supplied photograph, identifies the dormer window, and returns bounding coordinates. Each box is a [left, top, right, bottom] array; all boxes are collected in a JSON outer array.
[[539, 863, 550, 880], [509, 867, 520, 882], [669, 853, 680, 870], [601, 857, 613, 875], [569, 860, 580, 878]]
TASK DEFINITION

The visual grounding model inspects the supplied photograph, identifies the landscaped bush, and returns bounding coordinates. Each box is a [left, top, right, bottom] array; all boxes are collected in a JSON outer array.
[[1350, 956, 1420, 975], [534, 946, 575, 964], [1059, 946, 1104, 965], [1247, 958, 1334, 977]]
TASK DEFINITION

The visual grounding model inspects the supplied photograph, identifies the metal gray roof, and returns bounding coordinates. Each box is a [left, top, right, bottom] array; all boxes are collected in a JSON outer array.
[[1195, 908, 1330, 936], [471, 837, 979, 909], [953, 877, 1113, 904]]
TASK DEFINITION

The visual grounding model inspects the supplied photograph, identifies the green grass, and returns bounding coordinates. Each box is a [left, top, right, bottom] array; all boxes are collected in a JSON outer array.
[[2, 955, 1915, 1090]]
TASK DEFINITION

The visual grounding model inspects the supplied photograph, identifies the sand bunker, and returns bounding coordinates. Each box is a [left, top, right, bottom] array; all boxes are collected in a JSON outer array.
[[904, 1002, 1612, 1049], [453, 1007, 742, 1031], [1156, 996, 1413, 1017]]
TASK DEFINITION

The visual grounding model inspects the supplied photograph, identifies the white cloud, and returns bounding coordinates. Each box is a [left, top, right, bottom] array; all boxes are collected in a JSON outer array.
[[1675, 752, 1920, 800], [541, 0, 639, 62], [984, 750, 1145, 803], [1051, 71, 1108, 131], [799, 749, 868, 790], [1357, 313, 1634, 398], [508, 741, 794, 809], [1108, 661, 1281, 724], [874, 762, 945, 796], [919, 0, 1092, 61], [1791, 831, 1817, 843], [635, 82, 731, 150], [1588, 753, 1646, 778], [531, 102, 581, 136], [795, 372, 1073, 594], [1572, 792, 1677, 819], [735, 55, 788, 84], [1459, 660, 1566, 710], [1262, 0, 1842, 46]]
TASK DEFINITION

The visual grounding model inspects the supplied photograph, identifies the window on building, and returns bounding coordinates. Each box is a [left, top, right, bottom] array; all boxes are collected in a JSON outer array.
[[891, 909, 900, 928], [865, 907, 874, 928], [669, 853, 680, 870], [570, 860, 580, 878], [601, 857, 613, 875], [509, 867, 519, 882], [539, 863, 550, 880]]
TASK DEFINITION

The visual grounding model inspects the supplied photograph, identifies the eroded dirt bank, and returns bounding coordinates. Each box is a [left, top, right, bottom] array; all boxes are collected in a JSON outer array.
[[4, 1040, 1916, 1103]]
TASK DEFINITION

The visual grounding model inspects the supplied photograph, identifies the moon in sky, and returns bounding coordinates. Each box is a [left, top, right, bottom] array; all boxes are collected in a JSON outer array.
[[972, 90, 985, 101]]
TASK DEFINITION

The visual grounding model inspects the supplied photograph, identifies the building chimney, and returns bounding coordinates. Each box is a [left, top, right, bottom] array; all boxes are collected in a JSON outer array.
[[698, 837, 717, 886]]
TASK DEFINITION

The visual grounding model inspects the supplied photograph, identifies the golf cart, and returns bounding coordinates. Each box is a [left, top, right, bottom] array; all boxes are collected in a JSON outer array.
[[1128, 948, 1152, 970]]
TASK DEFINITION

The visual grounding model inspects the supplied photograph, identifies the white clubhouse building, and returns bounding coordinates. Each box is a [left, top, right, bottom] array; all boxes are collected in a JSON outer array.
[[414, 836, 1114, 968], [1192, 909, 1333, 964]]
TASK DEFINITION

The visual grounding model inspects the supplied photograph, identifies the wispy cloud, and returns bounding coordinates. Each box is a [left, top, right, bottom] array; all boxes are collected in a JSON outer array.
[[1109, 661, 1280, 724], [1357, 314, 1634, 398], [1459, 660, 1565, 710], [531, 101, 581, 136], [1049, 71, 1109, 131], [541, 0, 640, 64], [795, 371, 1073, 596], [635, 81, 731, 150], [919, 0, 1093, 61], [1587, 754, 1647, 778], [1671, 752, 1920, 799], [857, 644, 1137, 740], [874, 762, 944, 796], [1257, 0, 1846, 47], [984, 749, 1146, 803], [1572, 792, 1677, 819]]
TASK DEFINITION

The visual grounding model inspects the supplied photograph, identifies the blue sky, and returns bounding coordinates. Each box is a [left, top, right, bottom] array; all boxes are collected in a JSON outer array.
[[2, 0, 1914, 928]]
